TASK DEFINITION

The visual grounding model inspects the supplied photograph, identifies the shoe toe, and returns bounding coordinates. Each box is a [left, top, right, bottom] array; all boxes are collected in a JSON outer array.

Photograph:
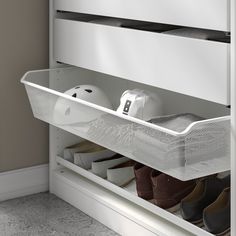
[[180, 201, 202, 223], [203, 210, 230, 235]]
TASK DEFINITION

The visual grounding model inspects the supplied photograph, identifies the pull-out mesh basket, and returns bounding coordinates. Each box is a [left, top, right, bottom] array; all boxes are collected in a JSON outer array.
[[21, 67, 230, 180]]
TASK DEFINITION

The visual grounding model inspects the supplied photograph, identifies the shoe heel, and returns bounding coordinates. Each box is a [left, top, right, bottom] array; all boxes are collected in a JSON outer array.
[[193, 220, 204, 227], [167, 203, 180, 213], [216, 228, 230, 236]]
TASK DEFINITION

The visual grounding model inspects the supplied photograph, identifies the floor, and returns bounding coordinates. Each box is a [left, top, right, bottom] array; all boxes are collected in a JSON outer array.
[[0, 192, 119, 236]]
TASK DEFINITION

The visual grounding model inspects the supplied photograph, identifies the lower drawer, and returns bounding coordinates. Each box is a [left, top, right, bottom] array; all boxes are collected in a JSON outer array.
[[21, 67, 230, 181], [55, 158, 214, 236], [54, 19, 230, 105]]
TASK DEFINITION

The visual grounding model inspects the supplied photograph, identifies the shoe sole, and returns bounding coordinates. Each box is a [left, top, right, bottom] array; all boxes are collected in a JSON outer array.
[[216, 228, 230, 236], [167, 203, 180, 213], [169, 207, 204, 227], [192, 219, 204, 227], [120, 177, 135, 187]]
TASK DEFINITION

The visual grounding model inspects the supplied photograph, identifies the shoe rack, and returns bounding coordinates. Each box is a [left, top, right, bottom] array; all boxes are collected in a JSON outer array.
[[21, 0, 235, 235]]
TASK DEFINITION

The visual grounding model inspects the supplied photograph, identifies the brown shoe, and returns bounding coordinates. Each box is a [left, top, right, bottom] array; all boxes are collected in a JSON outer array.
[[181, 174, 230, 225], [150, 171, 196, 212], [134, 163, 158, 200], [203, 187, 230, 236]]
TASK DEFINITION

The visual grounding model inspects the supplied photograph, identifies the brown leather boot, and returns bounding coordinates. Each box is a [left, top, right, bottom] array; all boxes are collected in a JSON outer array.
[[134, 163, 159, 200], [150, 171, 196, 212]]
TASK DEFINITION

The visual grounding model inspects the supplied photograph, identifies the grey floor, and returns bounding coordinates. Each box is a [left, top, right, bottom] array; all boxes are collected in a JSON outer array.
[[0, 192, 119, 236]]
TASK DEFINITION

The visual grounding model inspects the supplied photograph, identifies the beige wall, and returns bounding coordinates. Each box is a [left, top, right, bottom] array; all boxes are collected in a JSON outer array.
[[0, 0, 49, 172]]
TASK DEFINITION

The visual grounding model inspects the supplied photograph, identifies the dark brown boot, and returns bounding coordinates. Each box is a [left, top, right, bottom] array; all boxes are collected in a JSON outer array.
[[134, 163, 158, 200], [150, 171, 196, 212]]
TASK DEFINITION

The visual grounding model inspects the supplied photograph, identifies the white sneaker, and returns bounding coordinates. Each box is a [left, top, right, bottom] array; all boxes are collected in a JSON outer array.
[[92, 155, 129, 178], [63, 140, 103, 162], [74, 149, 116, 170], [107, 160, 135, 187]]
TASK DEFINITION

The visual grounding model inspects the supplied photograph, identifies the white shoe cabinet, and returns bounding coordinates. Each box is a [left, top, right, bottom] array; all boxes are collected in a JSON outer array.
[[22, 0, 236, 235]]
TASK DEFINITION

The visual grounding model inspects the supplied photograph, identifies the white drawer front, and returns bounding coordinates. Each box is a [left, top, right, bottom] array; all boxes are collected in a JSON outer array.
[[54, 19, 230, 105], [54, 0, 229, 31]]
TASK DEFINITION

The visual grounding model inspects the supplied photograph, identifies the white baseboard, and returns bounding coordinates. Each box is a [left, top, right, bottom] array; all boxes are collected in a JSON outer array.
[[0, 164, 49, 202]]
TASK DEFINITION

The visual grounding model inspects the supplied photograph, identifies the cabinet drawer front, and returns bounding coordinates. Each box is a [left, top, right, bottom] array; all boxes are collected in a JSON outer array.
[[54, 0, 229, 31], [54, 19, 230, 105]]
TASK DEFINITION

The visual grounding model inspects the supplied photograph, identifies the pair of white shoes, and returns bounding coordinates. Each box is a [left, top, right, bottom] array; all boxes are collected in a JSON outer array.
[[63, 140, 115, 169], [63, 141, 135, 187], [92, 155, 135, 186]]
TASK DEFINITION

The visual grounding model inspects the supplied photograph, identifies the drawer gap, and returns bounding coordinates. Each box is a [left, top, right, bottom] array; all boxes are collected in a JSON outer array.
[[56, 11, 230, 43]]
